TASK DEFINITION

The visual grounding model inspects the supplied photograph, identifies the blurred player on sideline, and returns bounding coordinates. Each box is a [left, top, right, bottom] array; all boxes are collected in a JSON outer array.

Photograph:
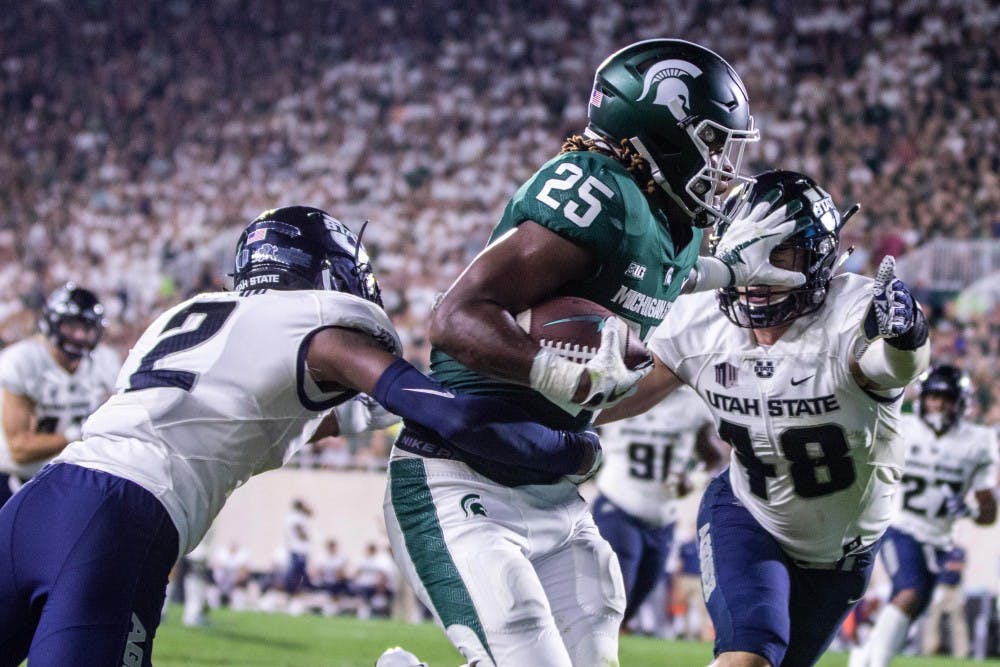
[[0, 206, 600, 667], [593, 385, 723, 629], [0, 284, 118, 508], [852, 365, 997, 667], [602, 169, 931, 667]]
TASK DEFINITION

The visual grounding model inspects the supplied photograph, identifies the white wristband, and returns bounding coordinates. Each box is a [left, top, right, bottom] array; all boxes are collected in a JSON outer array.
[[856, 336, 930, 388], [529, 347, 584, 404], [332, 398, 370, 436], [691, 257, 734, 292]]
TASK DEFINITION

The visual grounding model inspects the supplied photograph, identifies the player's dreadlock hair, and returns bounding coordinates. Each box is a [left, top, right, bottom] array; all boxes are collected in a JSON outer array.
[[559, 134, 656, 196]]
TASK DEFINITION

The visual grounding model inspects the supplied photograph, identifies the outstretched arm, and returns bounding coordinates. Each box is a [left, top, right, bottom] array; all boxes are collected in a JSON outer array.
[[306, 326, 598, 476], [850, 256, 930, 390], [595, 353, 685, 424], [685, 188, 808, 293]]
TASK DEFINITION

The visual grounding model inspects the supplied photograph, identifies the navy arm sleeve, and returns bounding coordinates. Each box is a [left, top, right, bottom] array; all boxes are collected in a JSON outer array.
[[373, 358, 595, 475]]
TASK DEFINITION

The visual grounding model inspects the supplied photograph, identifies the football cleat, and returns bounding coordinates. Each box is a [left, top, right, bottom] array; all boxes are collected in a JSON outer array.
[[375, 646, 428, 667]]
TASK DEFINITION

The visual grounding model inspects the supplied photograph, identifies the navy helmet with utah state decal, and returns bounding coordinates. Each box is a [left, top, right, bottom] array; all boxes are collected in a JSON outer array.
[[586, 38, 758, 228], [233, 206, 382, 306], [39, 283, 107, 360], [712, 170, 850, 329], [918, 364, 971, 435]]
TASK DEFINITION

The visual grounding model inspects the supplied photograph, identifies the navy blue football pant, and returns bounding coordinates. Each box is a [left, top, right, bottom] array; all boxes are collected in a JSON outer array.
[[592, 493, 675, 623], [698, 472, 876, 667], [0, 463, 178, 667], [879, 525, 946, 618], [284, 552, 311, 594]]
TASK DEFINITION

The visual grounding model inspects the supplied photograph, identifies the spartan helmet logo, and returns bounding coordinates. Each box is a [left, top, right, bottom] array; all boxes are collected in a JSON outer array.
[[460, 493, 487, 518], [637, 59, 703, 118]]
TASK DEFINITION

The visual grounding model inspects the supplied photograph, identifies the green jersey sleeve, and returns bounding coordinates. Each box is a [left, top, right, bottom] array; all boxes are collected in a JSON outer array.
[[496, 151, 642, 257]]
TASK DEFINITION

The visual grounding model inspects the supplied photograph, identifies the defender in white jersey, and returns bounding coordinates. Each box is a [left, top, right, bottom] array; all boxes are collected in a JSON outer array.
[[0, 207, 600, 667], [593, 386, 722, 625], [853, 365, 997, 667], [0, 284, 118, 507], [601, 171, 931, 667]]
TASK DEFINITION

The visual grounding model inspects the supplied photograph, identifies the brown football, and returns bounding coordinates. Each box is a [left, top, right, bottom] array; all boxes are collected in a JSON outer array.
[[515, 296, 652, 370]]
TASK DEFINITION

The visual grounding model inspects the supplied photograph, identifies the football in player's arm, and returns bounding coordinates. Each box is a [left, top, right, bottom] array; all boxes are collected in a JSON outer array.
[[0, 207, 600, 667], [381, 39, 812, 667], [852, 365, 997, 667], [592, 385, 723, 627], [600, 169, 931, 667], [0, 284, 119, 509]]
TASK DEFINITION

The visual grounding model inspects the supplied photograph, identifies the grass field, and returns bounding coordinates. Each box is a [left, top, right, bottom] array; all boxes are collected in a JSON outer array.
[[152, 606, 1000, 667]]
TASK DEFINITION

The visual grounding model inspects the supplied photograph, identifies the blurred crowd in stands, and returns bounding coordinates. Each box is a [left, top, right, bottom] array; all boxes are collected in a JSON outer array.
[[1, 0, 998, 463]]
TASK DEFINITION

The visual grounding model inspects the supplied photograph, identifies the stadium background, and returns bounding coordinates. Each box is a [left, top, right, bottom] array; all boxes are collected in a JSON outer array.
[[2, 0, 999, 660]]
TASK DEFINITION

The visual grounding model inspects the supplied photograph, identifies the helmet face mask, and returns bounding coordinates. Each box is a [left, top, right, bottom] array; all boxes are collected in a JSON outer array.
[[918, 365, 970, 434], [713, 170, 841, 329], [233, 206, 382, 307], [40, 284, 106, 360], [587, 39, 759, 228]]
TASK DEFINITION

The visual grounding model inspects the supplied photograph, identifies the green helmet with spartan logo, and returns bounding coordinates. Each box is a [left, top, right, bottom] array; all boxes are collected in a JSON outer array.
[[587, 39, 758, 228]]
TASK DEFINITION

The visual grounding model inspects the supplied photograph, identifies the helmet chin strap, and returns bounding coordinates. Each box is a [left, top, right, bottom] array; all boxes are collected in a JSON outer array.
[[582, 127, 618, 155], [627, 136, 705, 222]]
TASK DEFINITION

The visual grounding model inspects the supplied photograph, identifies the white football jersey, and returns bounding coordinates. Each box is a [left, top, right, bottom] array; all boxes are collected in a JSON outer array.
[[0, 336, 119, 478], [56, 290, 401, 558], [650, 274, 906, 562], [892, 415, 998, 547], [596, 386, 714, 526]]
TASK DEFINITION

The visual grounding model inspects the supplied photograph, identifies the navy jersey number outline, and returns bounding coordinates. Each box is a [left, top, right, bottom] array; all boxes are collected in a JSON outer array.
[[127, 301, 238, 392], [719, 420, 857, 499], [36, 414, 85, 434], [900, 474, 963, 518]]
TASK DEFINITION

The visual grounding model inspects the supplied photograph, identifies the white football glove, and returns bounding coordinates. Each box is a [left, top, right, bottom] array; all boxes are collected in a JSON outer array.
[[332, 394, 401, 436], [530, 316, 650, 412], [707, 196, 808, 288]]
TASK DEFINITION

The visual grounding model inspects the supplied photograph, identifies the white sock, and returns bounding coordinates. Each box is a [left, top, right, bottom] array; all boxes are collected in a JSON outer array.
[[183, 574, 209, 626], [865, 604, 911, 667], [847, 645, 868, 667]]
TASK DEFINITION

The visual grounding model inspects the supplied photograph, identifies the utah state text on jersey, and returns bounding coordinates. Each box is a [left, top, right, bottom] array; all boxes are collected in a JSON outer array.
[[704, 390, 840, 417]]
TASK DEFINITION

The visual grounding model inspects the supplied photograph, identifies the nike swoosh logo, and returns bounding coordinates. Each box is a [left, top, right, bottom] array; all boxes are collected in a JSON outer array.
[[790, 375, 814, 386], [401, 388, 455, 399], [847, 596, 862, 605], [608, 385, 635, 402]]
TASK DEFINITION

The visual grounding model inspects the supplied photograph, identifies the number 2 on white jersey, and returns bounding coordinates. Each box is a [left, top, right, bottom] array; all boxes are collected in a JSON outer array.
[[127, 301, 237, 392], [535, 163, 615, 228]]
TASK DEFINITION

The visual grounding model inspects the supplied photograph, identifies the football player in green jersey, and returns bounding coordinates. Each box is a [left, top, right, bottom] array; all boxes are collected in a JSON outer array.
[[381, 39, 805, 667]]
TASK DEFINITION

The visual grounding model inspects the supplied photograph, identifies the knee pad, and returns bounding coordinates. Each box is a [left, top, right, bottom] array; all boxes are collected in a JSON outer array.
[[595, 538, 628, 617], [463, 548, 550, 633]]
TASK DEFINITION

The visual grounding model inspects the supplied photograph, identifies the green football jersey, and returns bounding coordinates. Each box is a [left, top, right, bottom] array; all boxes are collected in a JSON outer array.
[[431, 150, 702, 432]]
